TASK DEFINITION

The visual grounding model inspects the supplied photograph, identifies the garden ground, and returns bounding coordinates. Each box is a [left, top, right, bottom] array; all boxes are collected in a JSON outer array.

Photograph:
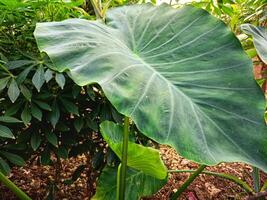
[[0, 145, 265, 200]]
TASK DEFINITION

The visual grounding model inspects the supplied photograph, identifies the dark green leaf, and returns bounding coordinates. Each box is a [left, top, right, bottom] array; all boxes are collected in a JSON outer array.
[[55, 73, 65, 89], [33, 100, 51, 111], [6, 60, 34, 70], [56, 146, 68, 159], [0, 116, 21, 123], [0, 77, 10, 91], [48, 101, 60, 128], [32, 66, 45, 92], [16, 65, 34, 84], [31, 103, 42, 121], [60, 98, 79, 115], [45, 132, 58, 147], [4, 102, 22, 116], [0, 125, 15, 139], [74, 118, 84, 132], [0, 151, 25, 166], [40, 147, 51, 165], [21, 105, 32, 125], [44, 68, 53, 83], [0, 158, 10, 175], [7, 79, 20, 103], [31, 132, 41, 151], [19, 84, 32, 101]]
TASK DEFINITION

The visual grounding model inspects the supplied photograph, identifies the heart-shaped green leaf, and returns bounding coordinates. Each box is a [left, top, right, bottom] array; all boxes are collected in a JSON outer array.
[[34, 4, 267, 171], [241, 24, 267, 64], [100, 121, 167, 179], [92, 166, 167, 200]]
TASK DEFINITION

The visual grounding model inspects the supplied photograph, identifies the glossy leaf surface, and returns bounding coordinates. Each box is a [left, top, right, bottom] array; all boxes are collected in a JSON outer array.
[[34, 4, 267, 171], [92, 166, 166, 200], [100, 121, 167, 179]]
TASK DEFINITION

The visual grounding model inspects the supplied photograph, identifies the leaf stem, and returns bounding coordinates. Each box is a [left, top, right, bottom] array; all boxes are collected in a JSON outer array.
[[170, 165, 206, 199], [168, 168, 253, 194], [90, 0, 103, 19], [0, 171, 31, 200], [118, 117, 130, 200], [252, 167, 260, 192]]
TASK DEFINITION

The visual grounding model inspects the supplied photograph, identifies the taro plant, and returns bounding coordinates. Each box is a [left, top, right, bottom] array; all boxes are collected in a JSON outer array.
[[34, 2, 267, 199]]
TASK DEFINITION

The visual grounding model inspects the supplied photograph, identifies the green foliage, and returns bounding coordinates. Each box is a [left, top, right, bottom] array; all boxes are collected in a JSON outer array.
[[241, 24, 267, 64], [92, 166, 167, 200], [100, 121, 167, 179], [187, 0, 267, 33], [0, 0, 133, 185], [34, 3, 267, 172]]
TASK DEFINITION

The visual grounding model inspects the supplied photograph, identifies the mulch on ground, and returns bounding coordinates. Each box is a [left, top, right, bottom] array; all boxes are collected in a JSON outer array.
[[1, 145, 265, 200]]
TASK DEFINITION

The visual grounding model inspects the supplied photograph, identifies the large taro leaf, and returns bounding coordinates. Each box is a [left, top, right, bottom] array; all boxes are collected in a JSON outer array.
[[34, 4, 267, 171], [100, 121, 167, 179], [92, 166, 167, 200], [241, 24, 267, 64]]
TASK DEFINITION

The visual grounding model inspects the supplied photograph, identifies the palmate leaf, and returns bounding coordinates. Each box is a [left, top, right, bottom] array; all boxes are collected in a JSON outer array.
[[92, 166, 167, 200], [100, 121, 167, 179], [34, 4, 267, 171], [241, 24, 267, 64]]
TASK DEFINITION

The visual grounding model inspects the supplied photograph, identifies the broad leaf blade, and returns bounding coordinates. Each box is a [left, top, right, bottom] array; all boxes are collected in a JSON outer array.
[[100, 121, 167, 179], [241, 24, 267, 64], [92, 166, 166, 200], [34, 4, 267, 171]]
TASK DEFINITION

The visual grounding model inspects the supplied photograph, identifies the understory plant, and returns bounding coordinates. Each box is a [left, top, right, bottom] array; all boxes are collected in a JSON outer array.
[[34, 2, 267, 199]]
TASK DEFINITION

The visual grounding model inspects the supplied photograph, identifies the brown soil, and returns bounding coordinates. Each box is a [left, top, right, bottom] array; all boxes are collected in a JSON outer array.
[[0, 146, 266, 200]]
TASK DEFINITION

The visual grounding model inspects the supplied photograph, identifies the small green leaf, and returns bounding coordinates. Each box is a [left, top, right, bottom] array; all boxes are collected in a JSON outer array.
[[87, 86, 95, 101], [31, 104, 42, 121], [0, 151, 25, 166], [7, 79, 20, 103], [4, 102, 22, 116], [0, 125, 15, 139], [33, 100, 51, 111], [0, 158, 11, 175], [86, 119, 98, 131], [44, 69, 53, 83], [20, 84, 32, 101], [6, 60, 34, 70], [32, 66, 45, 92], [55, 73, 65, 89], [40, 148, 51, 165], [48, 101, 60, 128], [56, 146, 68, 159], [16, 65, 34, 84], [74, 118, 84, 132], [0, 116, 21, 123], [21, 105, 32, 125], [31, 132, 41, 151], [60, 98, 79, 115], [0, 77, 10, 91], [71, 165, 86, 181], [45, 132, 58, 147]]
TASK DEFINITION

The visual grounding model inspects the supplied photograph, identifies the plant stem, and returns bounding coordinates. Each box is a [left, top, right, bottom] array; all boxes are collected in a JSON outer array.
[[90, 0, 103, 19], [170, 165, 206, 200], [168, 169, 253, 194], [252, 167, 260, 192], [0, 171, 31, 200], [118, 117, 130, 200]]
